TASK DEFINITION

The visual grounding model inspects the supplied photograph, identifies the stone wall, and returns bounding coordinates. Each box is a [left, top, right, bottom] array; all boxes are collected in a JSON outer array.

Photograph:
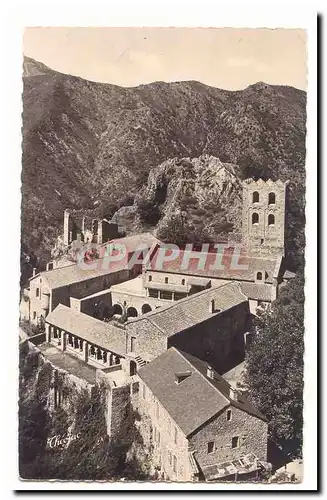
[[168, 302, 251, 374], [189, 406, 268, 469], [126, 321, 168, 360], [28, 275, 51, 324], [135, 378, 191, 481], [106, 384, 131, 437]]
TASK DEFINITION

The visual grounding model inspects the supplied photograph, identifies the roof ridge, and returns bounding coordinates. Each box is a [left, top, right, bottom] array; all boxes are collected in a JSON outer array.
[[128, 281, 240, 324]]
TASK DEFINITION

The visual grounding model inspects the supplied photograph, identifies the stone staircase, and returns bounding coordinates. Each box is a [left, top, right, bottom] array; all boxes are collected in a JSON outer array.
[[135, 355, 146, 368]]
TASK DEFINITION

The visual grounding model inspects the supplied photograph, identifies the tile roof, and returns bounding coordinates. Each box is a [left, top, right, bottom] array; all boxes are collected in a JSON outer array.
[[147, 248, 278, 284], [138, 347, 266, 436], [37, 258, 127, 289], [127, 282, 248, 338], [239, 282, 273, 302], [201, 453, 261, 480], [46, 304, 126, 355], [100, 232, 160, 253]]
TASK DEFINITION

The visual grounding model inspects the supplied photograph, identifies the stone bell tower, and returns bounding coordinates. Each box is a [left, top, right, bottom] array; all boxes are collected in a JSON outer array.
[[242, 178, 289, 257]]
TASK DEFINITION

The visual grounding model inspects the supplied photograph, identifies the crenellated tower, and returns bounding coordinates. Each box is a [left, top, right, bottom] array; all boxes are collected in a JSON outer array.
[[242, 178, 289, 257]]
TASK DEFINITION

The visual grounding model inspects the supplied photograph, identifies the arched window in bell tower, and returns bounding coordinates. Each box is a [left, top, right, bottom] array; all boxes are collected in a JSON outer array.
[[268, 192, 276, 205], [268, 214, 275, 226], [252, 191, 259, 203], [252, 212, 259, 225]]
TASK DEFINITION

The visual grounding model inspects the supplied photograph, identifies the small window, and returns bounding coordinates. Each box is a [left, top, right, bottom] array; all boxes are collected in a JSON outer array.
[[252, 212, 259, 225], [268, 192, 276, 205], [207, 441, 215, 453], [36, 288, 40, 297], [256, 271, 263, 281], [252, 191, 259, 203], [148, 275, 152, 282], [268, 214, 275, 226], [181, 279, 185, 285], [132, 382, 139, 394], [174, 427, 178, 445], [232, 436, 239, 449], [33, 311, 36, 320], [48, 262, 53, 270], [173, 455, 177, 473], [165, 277, 169, 284], [226, 409, 232, 421]]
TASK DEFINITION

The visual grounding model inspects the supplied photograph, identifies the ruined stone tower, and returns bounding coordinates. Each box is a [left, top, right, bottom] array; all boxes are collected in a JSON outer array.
[[242, 179, 289, 257]]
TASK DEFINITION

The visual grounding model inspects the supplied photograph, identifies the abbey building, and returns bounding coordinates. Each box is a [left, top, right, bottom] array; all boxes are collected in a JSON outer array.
[[19, 178, 294, 481]]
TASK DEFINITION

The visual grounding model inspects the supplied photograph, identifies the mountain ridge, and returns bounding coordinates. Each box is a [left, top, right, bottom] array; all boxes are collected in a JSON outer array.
[[21, 56, 306, 268]]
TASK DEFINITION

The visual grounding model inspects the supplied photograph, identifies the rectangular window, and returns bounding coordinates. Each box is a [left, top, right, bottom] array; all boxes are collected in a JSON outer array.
[[130, 336, 136, 352], [207, 441, 215, 454], [226, 409, 232, 421], [174, 427, 178, 445], [173, 455, 177, 473], [148, 289, 159, 298], [160, 291, 173, 300], [174, 292, 187, 301], [33, 311, 36, 320], [36, 288, 40, 297], [232, 436, 239, 449]]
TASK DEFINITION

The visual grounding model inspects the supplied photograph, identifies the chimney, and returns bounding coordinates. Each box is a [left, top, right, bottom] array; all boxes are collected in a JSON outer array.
[[206, 366, 214, 379], [32, 268, 36, 277], [229, 387, 238, 401], [209, 299, 215, 313]]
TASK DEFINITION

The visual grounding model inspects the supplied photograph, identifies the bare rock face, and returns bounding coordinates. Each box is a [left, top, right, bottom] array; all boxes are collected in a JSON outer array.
[[134, 155, 243, 243]]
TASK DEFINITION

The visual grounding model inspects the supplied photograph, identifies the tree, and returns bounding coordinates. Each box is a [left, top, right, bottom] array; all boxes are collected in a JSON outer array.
[[245, 272, 304, 458]]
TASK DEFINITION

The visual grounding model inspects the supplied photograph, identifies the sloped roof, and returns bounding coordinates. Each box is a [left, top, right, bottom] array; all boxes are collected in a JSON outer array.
[[100, 232, 160, 252], [127, 282, 248, 338], [138, 347, 266, 436], [46, 304, 125, 355], [147, 248, 278, 283], [37, 258, 127, 290], [239, 282, 273, 302]]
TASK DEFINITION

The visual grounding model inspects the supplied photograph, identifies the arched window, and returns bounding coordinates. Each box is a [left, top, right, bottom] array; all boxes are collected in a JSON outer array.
[[148, 275, 152, 282], [141, 304, 152, 315], [127, 307, 138, 318], [256, 271, 263, 281], [252, 212, 259, 225], [268, 214, 275, 226], [252, 191, 259, 203], [113, 304, 123, 316], [268, 192, 276, 205], [165, 277, 169, 284]]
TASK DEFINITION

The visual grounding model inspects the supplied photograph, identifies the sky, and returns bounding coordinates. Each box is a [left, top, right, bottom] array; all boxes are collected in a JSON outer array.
[[23, 27, 307, 90]]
